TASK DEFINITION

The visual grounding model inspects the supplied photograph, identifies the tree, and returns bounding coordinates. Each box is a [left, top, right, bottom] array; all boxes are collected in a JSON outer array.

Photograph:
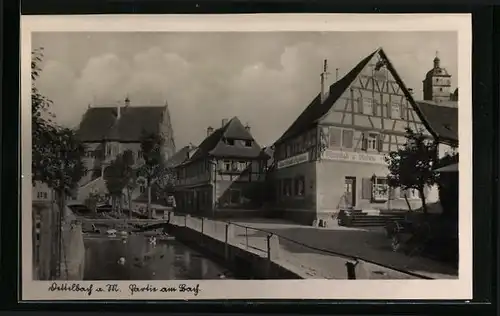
[[103, 152, 134, 215], [385, 128, 439, 215], [138, 132, 176, 218], [122, 150, 138, 218], [32, 48, 86, 279], [32, 47, 86, 206]]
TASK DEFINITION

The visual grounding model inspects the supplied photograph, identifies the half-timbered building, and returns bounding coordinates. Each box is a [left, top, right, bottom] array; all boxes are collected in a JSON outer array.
[[270, 47, 457, 225], [174, 117, 268, 216]]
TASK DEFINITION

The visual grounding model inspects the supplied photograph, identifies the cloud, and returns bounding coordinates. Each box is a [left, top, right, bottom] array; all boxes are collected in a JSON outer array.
[[35, 32, 458, 149]]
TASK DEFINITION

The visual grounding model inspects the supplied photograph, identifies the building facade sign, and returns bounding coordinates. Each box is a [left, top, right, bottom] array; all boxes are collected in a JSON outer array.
[[277, 152, 310, 169], [322, 149, 387, 165]]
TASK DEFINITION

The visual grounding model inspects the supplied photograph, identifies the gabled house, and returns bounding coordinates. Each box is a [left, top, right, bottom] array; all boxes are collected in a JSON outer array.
[[269, 48, 458, 225], [174, 117, 268, 216], [75, 97, 176, 202]]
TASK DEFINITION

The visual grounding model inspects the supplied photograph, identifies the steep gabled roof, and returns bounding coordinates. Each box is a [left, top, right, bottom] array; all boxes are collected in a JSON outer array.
[[275, 50, 378, 144], [416, 101, 458, 145], [165, 145, 193, 168], [76, 106, 166, 142], [275, 47, 444, 145], [186, 117, 265, 163]]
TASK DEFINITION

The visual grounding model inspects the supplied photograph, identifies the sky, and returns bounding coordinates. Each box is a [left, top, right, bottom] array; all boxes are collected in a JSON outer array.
[[32, 32, 457, 149]]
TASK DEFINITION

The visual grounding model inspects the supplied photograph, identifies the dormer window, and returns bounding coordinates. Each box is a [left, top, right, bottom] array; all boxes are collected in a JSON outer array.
[[244, 140, 252, 147], [226, 139, 235, 146]]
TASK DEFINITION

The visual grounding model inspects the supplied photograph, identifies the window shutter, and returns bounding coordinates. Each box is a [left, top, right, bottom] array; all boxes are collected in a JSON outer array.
[[377, 135, 384, 152], [329, 128, 342, 148], [362, 178, 372, 199], [357, 98, 363, 113], [361, 134, 368, 151], [342, 130, 354, 148]]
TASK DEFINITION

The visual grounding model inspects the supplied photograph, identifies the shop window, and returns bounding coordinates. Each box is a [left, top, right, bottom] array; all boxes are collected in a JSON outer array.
[[372, 177, 389, 202], [329, 128, 342, 148], [294, 177, 305, 196], [342, 130, 354, 149]]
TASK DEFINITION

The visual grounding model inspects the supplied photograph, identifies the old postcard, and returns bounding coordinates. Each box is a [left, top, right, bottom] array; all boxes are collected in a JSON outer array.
[[21, 14, 472, 300]]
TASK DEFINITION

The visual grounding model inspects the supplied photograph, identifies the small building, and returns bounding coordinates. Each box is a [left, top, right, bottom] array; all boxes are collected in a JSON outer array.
[[174, 117, 268, 216], [269, 48, 458, 225]]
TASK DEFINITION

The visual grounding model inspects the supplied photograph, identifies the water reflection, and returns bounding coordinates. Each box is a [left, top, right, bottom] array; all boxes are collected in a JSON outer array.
[[83, 234, 232, 280]]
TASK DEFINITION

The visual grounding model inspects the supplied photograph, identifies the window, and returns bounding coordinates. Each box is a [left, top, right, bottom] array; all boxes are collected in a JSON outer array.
[[138, 151, 144, 159], [37, 192, 48, 199], [231, 161, 239, 172], [283, 179, 292, 197], [244, 140, 252, 147], [400, 188, 420, 200], [372, 177, 389, 201], [226, 139, 235, 146], [362, 133, 381, 152], [310, 130, 317, 145], [329, 128, 342, 148], [342, 130, 354, 149], [294, 177, 305, 196], [238, 161, 247, 171], [223, 160, 231, 171], [390, 101, 401, 119], [359, 98, 374, 115], [140, 186, 146, 194]]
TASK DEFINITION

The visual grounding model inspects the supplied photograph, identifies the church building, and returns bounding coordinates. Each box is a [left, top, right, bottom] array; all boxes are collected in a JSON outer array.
[[269, 48, 458, 225]]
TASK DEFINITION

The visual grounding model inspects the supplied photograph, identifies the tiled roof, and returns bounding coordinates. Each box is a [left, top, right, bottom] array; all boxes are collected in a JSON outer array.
[[165, 146, 193, 168], [416, 101, 458, 145], [274, 48, 446, 146], [76, 106, 165, 142], [186, 117, 265, 163], [275, 50, 378, 144]]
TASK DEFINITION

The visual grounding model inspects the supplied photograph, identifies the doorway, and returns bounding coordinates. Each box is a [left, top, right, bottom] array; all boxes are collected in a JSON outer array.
[[344, 177, 356, 208]]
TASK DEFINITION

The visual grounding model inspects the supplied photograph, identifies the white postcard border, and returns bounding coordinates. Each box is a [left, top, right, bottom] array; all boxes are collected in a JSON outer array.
[[20, 13, 473, 300]]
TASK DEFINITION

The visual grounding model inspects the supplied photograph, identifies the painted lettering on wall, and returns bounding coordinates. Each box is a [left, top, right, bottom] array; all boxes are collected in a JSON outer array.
[[277, 152, 309, 169], [322, 149, 387, 165]]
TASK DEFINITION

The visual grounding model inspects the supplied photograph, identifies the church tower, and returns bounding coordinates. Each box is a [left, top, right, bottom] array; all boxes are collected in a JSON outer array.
[[422, 52, 452, 104]]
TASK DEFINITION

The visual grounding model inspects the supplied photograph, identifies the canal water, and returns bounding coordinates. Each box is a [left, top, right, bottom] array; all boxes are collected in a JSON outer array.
[[83, 234, 233, 280]]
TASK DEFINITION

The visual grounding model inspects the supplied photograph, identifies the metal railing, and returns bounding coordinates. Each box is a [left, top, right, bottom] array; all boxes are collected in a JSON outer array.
[[165, 212, 435, 280]]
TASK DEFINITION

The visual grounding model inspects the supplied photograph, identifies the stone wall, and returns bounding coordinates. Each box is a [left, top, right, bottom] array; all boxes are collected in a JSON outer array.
[[165, 222, 302, 279]]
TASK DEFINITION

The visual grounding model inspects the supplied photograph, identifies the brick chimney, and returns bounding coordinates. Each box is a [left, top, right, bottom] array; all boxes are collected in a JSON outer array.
[[207, 126, 214, 136], [221, 118, 229, 127]]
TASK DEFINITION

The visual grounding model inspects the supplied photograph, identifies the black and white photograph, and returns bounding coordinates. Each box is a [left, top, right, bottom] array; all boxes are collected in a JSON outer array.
[[21, 14, 472, 300]]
